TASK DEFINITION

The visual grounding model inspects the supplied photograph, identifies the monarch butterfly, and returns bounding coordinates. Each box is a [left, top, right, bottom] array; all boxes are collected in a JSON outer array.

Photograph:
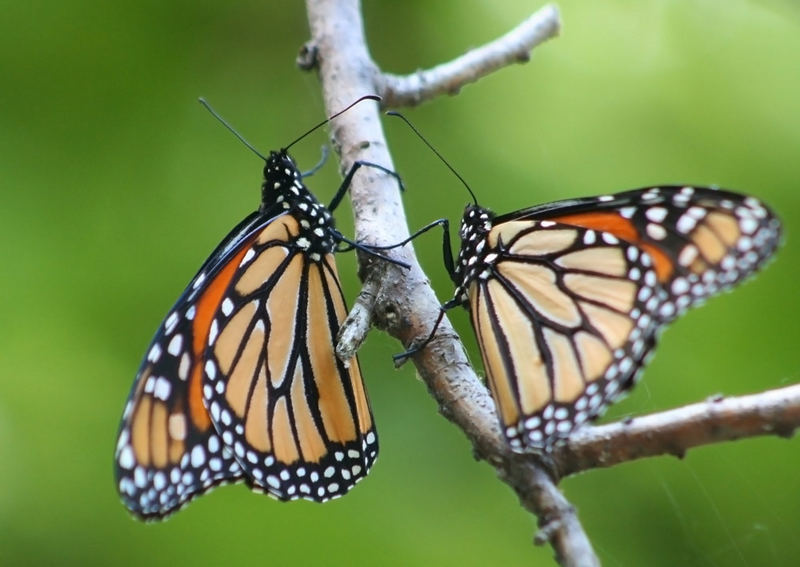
[[114, 96, 401, 520], [447, 186, 781, 450], [389, 113, 781, 451]]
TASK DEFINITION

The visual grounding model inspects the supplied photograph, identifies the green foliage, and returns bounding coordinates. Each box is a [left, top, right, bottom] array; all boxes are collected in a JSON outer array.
[[1, 1, 798, 565]]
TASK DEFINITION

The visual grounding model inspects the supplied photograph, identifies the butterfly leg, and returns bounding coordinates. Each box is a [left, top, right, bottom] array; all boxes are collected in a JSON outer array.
[[332, 218, 451, 269], [333, 233, 412, 269], [300, 145, 330, 178], [334, 217, 460, 364], [328, 160, 405, 212], [352, 218, 450, 251], [393, 297, 461, 366], [363, 216, 456, 280], [331, 214, 460, 365]]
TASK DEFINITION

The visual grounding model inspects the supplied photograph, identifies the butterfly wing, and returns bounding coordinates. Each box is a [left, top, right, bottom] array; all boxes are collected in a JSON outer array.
[[114, 213, 267, 519], [512, 185, 781, 321], [202, 214, 378, 502], [116, 145, 386, 517], [469, 219, 662, 449], [465, 186, 780, 449]]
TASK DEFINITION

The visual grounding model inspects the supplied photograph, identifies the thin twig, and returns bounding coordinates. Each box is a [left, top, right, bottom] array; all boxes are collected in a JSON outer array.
[[304, 1, 598, 565], [335, 267, 380, 362], [554, 384, 800, 477], [379, 4, 561, 107]]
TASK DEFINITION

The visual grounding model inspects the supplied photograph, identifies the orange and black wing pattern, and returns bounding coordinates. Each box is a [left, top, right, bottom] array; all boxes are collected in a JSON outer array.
[[453, 186, 780, 450], [202, 214, 376, 502], [114, 150, 377, 520], [114, 212, 260, 519]]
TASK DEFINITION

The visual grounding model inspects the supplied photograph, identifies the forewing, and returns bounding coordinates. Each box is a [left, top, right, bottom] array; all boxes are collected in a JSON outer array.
[[533, 186, 781, 321]]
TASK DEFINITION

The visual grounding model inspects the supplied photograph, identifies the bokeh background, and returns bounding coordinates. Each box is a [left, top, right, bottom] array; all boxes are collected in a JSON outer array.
[[2, 1, 799, 565]]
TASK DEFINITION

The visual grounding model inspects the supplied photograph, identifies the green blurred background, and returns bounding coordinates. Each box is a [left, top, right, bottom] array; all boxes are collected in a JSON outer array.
[[2, 1, 799, 565]]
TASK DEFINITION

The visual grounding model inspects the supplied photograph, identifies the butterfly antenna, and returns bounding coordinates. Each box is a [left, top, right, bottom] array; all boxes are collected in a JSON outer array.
[[386, 111, 478, 206], [198, 97, 267, 161], [284, 94, 382, 151]]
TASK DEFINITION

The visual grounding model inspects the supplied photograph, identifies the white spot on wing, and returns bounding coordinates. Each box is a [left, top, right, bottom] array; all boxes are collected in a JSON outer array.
[[646, 222, 667, 240], [619, 207, 635, 219], [192, 272, 207, 289], [190, 445, 206, 468], [740, 217, 758, 234], [678, 245, 698, 266], [147, 343, 162, 363], [178, 353, 190, 381], [676, 214, 696, 234], [221, 298, 234, 317], [687, 206, 706, 220], [154, 377, 171, 401], [167, 334, 183, 356], [601, 233, 619, 245], [118, 446, 134, 469], [645, 207, 668, 223], [208, 319, 219, 345], [241, 248, 256, 266], [671, 277, 689, 295], [164, 312, 179, 334]]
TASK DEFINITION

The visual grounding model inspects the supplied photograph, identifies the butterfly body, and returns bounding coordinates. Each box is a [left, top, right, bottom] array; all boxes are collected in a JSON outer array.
[[115, 149, 378, 520], [451, 186, 780, 451]]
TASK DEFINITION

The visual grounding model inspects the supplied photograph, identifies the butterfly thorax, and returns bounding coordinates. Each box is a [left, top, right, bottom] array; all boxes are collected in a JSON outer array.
[[260, 150, 337, 258], [453, 204, 496, 303]]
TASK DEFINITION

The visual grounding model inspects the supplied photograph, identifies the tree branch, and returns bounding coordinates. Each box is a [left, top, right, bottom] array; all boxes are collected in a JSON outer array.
[[304, 1, 597, 565], [554, 383, 800, 477], [380, 4, 561, 107]]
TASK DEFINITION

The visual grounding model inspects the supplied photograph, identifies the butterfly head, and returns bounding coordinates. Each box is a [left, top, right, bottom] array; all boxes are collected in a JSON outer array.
[[460, 204, 494, 241], [260, 150, 312, 212], [262, 148, 300, 186], [258, 149, 336, 256]]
